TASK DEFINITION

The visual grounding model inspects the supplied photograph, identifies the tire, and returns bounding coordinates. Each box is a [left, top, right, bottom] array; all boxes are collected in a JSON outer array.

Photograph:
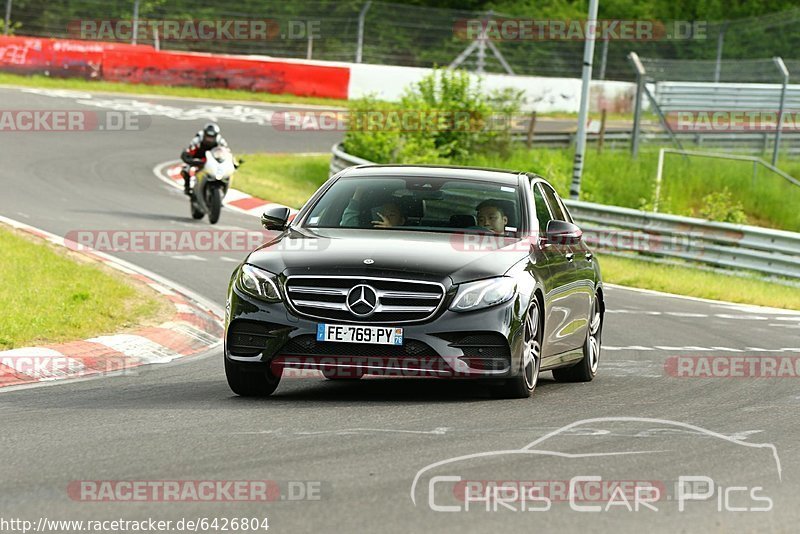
[[492, 299, 542, 399], [322, 367, 365, 380], [208, 187, 222, 224], [225, 358, 281, 397], [553, 294, 602, 383]]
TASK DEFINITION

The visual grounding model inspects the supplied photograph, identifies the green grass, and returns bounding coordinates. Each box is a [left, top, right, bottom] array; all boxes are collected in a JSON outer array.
[[599, 254, 800, 310], [0, 72, 347, 108], [234, 153, 330, 208], [462, 147, 800, 232], [0, 227, 167, 350]]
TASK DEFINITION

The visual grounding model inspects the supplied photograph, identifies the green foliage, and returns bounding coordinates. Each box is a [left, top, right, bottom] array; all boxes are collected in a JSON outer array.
[[698, 188, 748, 224], [343, 69, 521, 165]]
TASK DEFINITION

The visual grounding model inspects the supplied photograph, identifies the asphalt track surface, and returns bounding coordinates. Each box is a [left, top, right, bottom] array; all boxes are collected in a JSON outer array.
[[1, 87, 800, 533]]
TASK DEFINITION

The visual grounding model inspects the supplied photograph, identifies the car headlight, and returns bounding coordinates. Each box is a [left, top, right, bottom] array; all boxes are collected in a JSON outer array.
[[450, 277, 516, 312], [237, 264, 282, 302]]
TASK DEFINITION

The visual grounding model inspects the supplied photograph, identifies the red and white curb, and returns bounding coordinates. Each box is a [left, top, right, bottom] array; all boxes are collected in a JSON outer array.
[[154, 161, 299, 219], [0, 215, 224, 391]]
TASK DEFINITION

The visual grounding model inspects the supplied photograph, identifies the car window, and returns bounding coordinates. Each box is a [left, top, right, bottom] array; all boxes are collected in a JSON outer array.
[[539, 183, 568, 222], [532, 183, 551, 234], [304, 176, 522, 236]]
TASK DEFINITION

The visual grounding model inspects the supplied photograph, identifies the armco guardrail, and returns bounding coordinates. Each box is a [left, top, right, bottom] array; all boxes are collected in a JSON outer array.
[[509, 130, 800, 153], [330, 143, 800, 279]]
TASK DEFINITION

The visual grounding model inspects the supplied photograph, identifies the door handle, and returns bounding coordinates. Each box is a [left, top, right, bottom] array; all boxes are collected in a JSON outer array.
[[565, 252, 575, 262], [585, 252, 593, 261]]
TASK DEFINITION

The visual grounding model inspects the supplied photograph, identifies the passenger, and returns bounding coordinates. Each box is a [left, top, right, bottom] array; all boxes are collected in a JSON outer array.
[[476, 199, 509, 234]]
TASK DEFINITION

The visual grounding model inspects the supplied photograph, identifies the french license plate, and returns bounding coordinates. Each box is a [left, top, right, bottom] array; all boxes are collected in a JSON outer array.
[[316, 324, 403, 345]]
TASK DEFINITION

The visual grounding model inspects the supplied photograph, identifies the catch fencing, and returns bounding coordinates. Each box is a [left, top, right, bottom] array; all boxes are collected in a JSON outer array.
[[6, 0, 800, 81]]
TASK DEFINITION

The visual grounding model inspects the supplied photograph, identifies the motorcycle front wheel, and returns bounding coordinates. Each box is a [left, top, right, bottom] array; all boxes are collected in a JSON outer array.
[[208, 187, 222, 224]]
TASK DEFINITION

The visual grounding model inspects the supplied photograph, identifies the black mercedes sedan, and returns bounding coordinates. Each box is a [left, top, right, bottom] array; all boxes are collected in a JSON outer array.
[[224, 165, 604, 398]]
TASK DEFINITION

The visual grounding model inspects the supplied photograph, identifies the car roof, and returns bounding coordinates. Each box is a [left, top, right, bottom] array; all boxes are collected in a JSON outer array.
[[340, 164, 527, 186]]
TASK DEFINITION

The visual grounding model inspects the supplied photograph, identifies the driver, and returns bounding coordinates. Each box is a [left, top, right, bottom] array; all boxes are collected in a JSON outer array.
[[180, 122, 229, 195], [476, 199, 509, 234], [341, 187, 406, 228]]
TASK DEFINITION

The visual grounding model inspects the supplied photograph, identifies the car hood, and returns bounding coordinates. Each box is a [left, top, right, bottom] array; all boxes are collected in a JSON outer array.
[[246, 227, 530, 285]]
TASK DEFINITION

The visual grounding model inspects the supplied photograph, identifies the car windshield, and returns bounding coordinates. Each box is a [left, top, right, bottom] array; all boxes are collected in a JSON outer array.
[[303, 176, 522, 236]]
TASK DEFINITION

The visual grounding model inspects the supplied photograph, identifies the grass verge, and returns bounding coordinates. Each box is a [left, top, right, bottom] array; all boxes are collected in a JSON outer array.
[[0, 226, 170, 350], [599, 254, 800, 310], [0, 72, 347, 108], [235, 153, 330, 208]]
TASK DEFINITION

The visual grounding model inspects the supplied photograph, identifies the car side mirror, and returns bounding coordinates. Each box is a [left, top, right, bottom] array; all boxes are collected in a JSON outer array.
[[261, 206, 291, 231], [544, 220, 582, 245]]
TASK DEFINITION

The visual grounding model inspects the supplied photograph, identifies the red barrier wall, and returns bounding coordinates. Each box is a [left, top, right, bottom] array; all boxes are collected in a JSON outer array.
[[0, 36, 349, 99]]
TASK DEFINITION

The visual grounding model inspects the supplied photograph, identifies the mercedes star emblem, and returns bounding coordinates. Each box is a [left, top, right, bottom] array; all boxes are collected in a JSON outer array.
[[346, 284, 379, 317]]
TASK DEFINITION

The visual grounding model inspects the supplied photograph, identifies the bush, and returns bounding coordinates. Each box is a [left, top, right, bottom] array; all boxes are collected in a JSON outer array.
[[343, 69, 521, 165], [698, 188, 748, 224]]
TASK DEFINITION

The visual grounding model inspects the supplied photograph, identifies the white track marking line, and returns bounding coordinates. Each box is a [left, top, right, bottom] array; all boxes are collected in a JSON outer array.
[[605, 346, 798, 352], [169, 254, 208, 261], [714, 314, 769, 320]]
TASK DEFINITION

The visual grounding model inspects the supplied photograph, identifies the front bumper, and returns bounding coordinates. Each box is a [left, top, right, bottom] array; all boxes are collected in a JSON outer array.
[[225, 285, 524, 378]]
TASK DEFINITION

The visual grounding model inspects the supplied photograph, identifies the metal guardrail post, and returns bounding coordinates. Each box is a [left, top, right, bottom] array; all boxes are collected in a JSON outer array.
[[598, 37, 609, 80], [628, 52, 646, 159], [773, 57, 789, 166], [654, 148, 666, 212], [356, 1, 371, 63], [713, 23, 727, 82], [4, 0, 11, 35]]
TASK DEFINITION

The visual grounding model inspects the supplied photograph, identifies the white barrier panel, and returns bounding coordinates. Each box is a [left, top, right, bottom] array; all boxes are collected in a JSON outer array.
[[347, 62, 635, 113]]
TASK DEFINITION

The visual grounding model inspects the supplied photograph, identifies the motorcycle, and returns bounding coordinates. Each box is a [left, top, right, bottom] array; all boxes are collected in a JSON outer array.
[[188, 147, 241, 225]]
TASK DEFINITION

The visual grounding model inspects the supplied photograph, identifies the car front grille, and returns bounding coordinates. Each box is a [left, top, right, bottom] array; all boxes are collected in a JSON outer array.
[[284, 276, 446, 324]]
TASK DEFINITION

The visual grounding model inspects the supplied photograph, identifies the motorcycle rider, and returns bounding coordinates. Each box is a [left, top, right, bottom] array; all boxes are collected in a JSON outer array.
[[180, 122, 229, 195]]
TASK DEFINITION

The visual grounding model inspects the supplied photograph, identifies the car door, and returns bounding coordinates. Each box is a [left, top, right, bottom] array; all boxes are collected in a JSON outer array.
[[531, 182, 580, 357], [549, 186, 595, 347]]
